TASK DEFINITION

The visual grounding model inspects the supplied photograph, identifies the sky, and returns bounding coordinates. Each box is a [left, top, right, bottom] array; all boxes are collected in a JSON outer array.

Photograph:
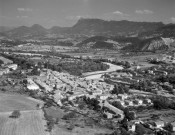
[[0, 0, 175, 28]]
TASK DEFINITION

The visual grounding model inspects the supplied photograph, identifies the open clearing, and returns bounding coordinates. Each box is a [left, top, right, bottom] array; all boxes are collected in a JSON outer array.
[[0, 93, 43, 112], [0, 110, 49, 135]]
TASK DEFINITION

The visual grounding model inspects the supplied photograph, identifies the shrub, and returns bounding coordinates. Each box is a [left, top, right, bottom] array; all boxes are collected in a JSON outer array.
[[62, 112, 76, 120], [10, 110, 21, 118]]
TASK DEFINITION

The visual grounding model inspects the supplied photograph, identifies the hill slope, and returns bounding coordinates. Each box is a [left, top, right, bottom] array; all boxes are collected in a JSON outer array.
[[123, 37, 175, 52], [139, 24, 175, 39]]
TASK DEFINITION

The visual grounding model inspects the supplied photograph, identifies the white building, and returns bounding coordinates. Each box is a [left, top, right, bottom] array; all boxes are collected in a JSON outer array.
[[7, 64, 18, 70], [27, 79, 40, 90]]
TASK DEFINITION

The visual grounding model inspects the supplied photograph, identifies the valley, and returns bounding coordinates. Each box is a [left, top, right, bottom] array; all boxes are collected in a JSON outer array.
[[0, 17, 175, 135]]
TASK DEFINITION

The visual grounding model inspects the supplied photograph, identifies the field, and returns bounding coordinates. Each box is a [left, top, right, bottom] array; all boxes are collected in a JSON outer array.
[[13, 45, 78, 53], [0, 93, 48, 135], [63, 51, 120, 58], [52, 126, 112, 135], [137, 109, 175, 123], [0, 110, 49, 135], [44, 106, 64, 119], [0, 93, 43, 112]]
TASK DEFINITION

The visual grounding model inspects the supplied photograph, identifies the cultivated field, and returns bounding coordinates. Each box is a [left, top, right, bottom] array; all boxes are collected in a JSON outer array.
[[0, 110, 49, 135], [0, 93, 47, 135]]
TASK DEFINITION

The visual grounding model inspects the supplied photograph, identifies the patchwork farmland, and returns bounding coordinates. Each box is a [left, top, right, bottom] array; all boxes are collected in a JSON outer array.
[[0, 93, 48, 135]]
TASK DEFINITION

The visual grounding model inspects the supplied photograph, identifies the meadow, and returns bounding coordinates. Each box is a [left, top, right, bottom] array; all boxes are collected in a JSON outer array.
[[0, 93, 43, 112]]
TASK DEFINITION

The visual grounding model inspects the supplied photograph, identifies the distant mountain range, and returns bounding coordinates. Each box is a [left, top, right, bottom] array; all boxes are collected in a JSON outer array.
[[0, 18, 165, 39], [1, 18, 175, 52], [0, 26, 15, 32]]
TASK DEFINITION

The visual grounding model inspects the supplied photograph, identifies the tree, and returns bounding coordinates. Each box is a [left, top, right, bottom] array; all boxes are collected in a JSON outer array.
[[125, 61, 131, 68], [164, 123, 173, 132], [120, 117, 128, 130], [111, 85, 119, 95], [112, 101, 125, 111], [124, 108, 135, 121], [135, 124, 146, 135], [153, 96, 170, 110], [0, 59, 4, 65], [118, 85, 125, 94], [120, 128, 130, 135], [10, 110, 21, 118]]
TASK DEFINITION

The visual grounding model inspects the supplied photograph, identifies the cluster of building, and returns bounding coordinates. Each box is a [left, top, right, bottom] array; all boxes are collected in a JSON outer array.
[[3, 51, 175, 134], [0, 56, 18, 75]]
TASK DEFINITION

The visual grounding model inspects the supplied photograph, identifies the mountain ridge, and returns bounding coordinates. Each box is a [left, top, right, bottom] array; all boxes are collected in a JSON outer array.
[[1, 18, 166, 39]]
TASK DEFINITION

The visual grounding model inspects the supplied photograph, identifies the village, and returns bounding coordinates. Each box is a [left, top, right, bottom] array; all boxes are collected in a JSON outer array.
[[0, 51, 175, 135]]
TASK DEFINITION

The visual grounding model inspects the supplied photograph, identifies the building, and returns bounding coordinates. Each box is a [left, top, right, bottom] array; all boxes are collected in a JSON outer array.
[[170, 122, 175, 132], [99, 100, 124, 119], [125, 100, 133, 106], [143, 99, 152, 105], [154, 121, 165, 128], [99, 94, 109, 100], [133, 99, 143, 106], [118, 94, 128, 100], [27, 79, 40, 90], [128, 122, 136, 132], [7, 64, 18, 70], [104, 111, 114, 119], [0, 68, 10, 75]]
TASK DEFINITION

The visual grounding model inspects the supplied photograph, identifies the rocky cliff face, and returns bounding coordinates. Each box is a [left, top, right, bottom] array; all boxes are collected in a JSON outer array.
[[142, 39, 167, 51], [141, 37, 175, 51]]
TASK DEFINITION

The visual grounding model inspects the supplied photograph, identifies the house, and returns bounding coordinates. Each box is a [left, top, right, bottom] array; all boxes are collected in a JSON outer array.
[[93, 89, 102, 96], [0, 68, 10, 75], [34, 79, 53, 92], [7, 64, 18, 70], [125, 100, 133, 106], [136, 66, 141, 70], [153, 121, 165, 128], [154, 70, 168, 76], [128, 122, 136, 132], [118, 94, 128, 100], [27, 78, 40, 90], [0, 70, 4, 75], [100, 94, 109, 100], [104, 111, 114, 119], [143, 99, 152, 105], [101, 100, 124, 119], [68, 93, 85, 101], [170, 122, 175, 132], [27, 83, 40, 90], [133, 99, 143, 106]]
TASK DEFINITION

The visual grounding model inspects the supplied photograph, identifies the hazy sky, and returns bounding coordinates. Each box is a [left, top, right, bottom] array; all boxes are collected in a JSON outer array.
[[0, 0, 175, 28]]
